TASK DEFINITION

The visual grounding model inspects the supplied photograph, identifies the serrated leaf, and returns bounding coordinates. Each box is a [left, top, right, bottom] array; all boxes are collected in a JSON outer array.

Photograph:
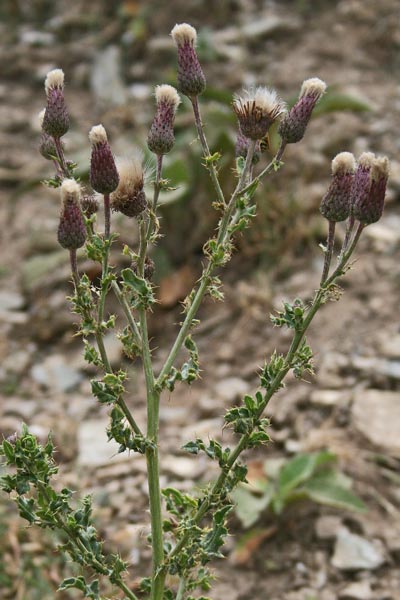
[[121, 268, 148, 295], [278, 453, 318, 495]]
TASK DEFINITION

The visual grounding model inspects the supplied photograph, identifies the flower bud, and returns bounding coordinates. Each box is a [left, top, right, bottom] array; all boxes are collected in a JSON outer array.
[[353, 156, 389, 224], [279, 78, 326, 144], [350, 152, 374, 215], [38, 108, 62, 160], [42, 69, 69, 138], [89, 124, 119, 195], [171, 23, 206, 97], [58, 179, 86, 250], [147, 85, 181, 155], [233, 87, 286, 141], [235, 129, 260, 164], [320, 152, 356, 222], [110, 154, 147, 217], [80, 193, 99, 218]]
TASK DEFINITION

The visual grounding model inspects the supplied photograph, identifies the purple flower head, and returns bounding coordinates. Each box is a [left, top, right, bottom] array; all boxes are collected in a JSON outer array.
[[147, 85, 181, 155], [353, 155, 389, 224], [320, 152, 356, 222], [110, 153, 148, 218], [233, 87, 286, 141], [171, 23, 206, 97], [89, 125, 119, 195], [279, 77, 326, 144], [57, 179, 86, 250], [42, 69, 69, 139]]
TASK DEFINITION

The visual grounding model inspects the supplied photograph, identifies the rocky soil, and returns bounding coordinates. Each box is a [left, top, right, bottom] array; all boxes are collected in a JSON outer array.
[[0, 1, 400, 599]]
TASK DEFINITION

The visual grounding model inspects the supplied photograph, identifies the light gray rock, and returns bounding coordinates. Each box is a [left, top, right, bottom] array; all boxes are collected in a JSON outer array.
[[352, 390, 400, 456], [163, 456, 206, 480], [78, 419, 127, 467], [332, 528, 385, 570], [91, 46, 127, 107], [311, 389, 352, 407], [0, 291, 24, 311], [214, 377, 249, 402], [351, 356, 400, 381], [31, 354, 83, 393], [339, 581, 373, 600], [315, 515, 344, 540]]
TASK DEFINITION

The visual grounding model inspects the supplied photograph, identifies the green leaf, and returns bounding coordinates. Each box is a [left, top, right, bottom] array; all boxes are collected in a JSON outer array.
[[231, 483, 274, 528], [301, 473, 366, 512], [1, 440, 15, 462], [121, 268, 148, 295], [278, 453, 319, 495], [313, 92, 371, 116]]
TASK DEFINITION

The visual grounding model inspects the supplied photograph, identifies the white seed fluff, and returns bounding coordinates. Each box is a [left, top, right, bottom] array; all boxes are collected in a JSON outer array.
[[114, 153, 145, 191], [358, 152, 375, 169], [171, 23, 197, 46], [155, 84, 181, 110], [332, 152, 356, 174], [45, 68, 65, 94], [234, 87, 286, 117], [372, 156, 390, 180], [300, 77, 327, 99], [61, 178, 81, 200], [89, 124, 108, 145], [38, 109, 46, 127]]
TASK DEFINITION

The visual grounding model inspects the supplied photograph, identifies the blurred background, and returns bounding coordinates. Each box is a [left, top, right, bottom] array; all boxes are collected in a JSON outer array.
[[0, 1, 400, 598]]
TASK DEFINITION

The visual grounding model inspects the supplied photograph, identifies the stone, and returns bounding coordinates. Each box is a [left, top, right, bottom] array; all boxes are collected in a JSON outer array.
[[310, 389, 352, 407], [339, 581, 373, 600], [31, 354, 83, 393], [214, 377, 249, 402], [315, 515, 344, 540], [0, 291, 24, 311], [332, 528, 385, 570], [91, 46, 127, 107], [352, 390, 400, 456], [77, 419, 127, 467], [351, 356, 400, 381], [163, 456, 206, 480], [379, 333, 400, 359]]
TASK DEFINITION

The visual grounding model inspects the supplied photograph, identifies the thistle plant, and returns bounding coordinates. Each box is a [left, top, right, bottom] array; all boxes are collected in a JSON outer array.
[[0, 22, 390, 600]]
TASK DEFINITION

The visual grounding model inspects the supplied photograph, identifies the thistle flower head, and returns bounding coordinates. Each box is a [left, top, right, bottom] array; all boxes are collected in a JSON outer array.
[[42, 68, 69, 138], [89, 124, 119, 195], [147, 85, 181, 155], [320, 152, 356, 222], [171, 23, 197, 47], [58, 179, 86, 250], [279, 77, 326, 144], [171, 23, 206, 97], [353, 155, 389, 224], [45, 69, 65, 94], [110, 153, 147, 217], [233, 87, 286, 140], [38, 108, 60, 160]]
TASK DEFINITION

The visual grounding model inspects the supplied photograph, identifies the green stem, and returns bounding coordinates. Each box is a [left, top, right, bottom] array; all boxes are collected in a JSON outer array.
[[156, 139, 266, 388], [176, 577, 186, 600], [191, 96, 227, 208], [69, 249, 80, 289], [111, 280, 142, 348], [167, 220, 364, 563], [320, 220, 336, 285]]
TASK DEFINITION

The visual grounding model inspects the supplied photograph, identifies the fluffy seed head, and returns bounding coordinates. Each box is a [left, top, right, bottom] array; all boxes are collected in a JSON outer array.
[[155, 85, 181, 111], [110, 153, 147, 217], [320, 152, 356, 222], [45, 68, 65, 95], [332, 152, 356, 175], [89, 124, 108, 146], [371, 156, 390, 181], [171, 23, 197, 47], [233, 87, 286, 140], [300, 77, 327, 99]]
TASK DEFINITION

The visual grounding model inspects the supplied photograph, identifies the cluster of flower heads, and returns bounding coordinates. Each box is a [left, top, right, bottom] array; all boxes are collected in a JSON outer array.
[[37, 22, 389, 257], [320, 151, 389, 225]]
